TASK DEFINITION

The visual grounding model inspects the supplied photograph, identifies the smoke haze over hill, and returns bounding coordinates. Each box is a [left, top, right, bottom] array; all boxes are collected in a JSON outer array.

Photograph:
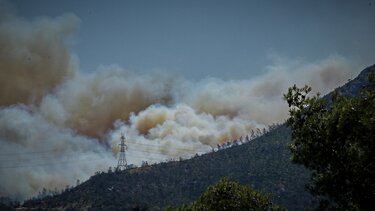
[[0, 6, 360, 200]]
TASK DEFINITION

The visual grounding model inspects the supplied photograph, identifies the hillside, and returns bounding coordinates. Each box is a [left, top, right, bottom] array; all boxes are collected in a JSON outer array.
[[324, 64, 375, 101], [23, 125, 313, 210], [22, 64, 375, 210]]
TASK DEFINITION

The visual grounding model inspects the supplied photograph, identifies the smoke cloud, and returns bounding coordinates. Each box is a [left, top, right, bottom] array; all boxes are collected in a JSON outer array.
[[39, 66, 175, 139], [0, 106, 113, 199], [0, 13, 78, 106], [109, 55, 355, 165], [0, 8, 357, 200]]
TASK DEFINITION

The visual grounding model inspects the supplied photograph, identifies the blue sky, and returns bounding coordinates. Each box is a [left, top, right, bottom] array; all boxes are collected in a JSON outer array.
[[9, 0, 375, 79]]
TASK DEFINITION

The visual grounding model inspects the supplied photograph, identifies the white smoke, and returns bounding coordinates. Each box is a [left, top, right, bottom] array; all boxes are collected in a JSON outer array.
[[0, 106, 113, 199], [109, 55, 356, 166]]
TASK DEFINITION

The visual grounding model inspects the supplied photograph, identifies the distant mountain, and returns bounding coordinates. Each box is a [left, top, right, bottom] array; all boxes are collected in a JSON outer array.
[[325, 64, 375, 100], [22, 64, 375, 211]]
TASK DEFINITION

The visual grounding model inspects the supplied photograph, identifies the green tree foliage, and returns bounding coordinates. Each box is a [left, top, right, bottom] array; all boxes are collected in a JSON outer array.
[[284, 80, 375, 210], [175, 177, 283, 211]]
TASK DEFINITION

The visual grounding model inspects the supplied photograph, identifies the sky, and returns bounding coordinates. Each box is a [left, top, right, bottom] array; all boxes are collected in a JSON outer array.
[[1, 0, 375, 200], [9, 0, 375, 79]]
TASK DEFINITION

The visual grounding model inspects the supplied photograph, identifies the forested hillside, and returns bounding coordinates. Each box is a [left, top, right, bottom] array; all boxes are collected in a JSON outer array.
[[23, 125, 314, 210]]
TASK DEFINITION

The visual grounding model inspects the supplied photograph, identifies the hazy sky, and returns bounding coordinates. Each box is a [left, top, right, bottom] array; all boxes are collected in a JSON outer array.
[[8, 0, 375, 79]]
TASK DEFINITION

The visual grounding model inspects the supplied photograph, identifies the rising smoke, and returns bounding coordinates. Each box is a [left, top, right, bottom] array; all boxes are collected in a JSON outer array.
[[0, 8, 357, 200], [110, 55, 355, 165], [0, 106, 113, 199], [0, 12, 77, 106], [39, 66, 175, 139]]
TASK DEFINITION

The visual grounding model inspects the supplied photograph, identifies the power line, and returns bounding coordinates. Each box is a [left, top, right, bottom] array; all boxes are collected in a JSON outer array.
[[0, 147, 214, 169], [0, 141, 212, 158], [0, 149, 187, 163], [0, 149, 60, 156], [0, 147, 211, 164], [129, 142, 209, 153], [0, 137, 254, 169], [0, 153, 182, 170], [0, 140, 245, 163], [0, 132, 251, 157], [0, 157, 106, 169]]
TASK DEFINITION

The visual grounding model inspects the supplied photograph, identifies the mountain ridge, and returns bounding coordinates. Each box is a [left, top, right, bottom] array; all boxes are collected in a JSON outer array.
[[23, 125, 313, 210], [325, 64, 375, 99]]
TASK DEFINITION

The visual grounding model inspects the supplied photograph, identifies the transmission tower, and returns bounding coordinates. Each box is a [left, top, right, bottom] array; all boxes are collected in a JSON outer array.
[[117, 133, 128, 171]]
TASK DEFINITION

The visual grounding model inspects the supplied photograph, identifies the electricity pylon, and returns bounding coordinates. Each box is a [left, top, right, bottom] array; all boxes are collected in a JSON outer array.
[[117, 133, 128, 171]]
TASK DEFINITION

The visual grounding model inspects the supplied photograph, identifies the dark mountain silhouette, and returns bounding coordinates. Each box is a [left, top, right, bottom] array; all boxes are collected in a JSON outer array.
[[325, 64, 375, 100], [21, 64, 375, 211]]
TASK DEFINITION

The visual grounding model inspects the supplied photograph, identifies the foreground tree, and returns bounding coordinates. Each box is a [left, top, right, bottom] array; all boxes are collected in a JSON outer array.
[[284, 80, 375, 209], [173, 177, 282, 211]]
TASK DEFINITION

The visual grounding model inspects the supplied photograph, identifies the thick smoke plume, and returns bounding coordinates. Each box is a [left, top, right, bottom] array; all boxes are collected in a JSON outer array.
[[0, 12, 112, 200], [0, 8, 357, 200], [0, 106, 113, 199], [0, 13, 78, 106], [110, 55, 355, 165], [40, 67, 175, 138]]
